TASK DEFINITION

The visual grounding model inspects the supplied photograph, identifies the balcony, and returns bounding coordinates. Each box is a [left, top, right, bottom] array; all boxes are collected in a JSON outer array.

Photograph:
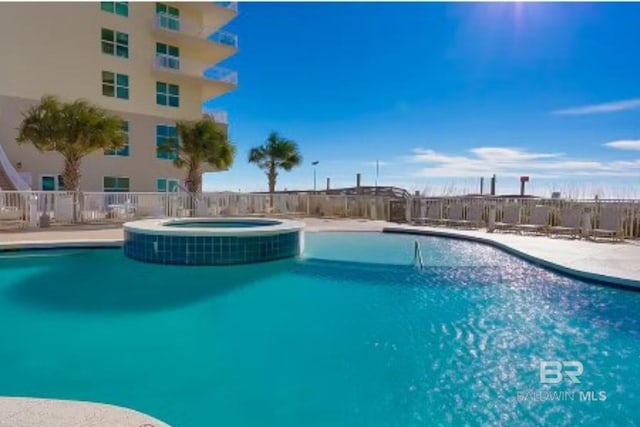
[[163, 2, 237, 31], [204, 110, 228, 124], [153, 13, 238, 63], [154, 54, 237, 100], [213, 2, 238, 12]]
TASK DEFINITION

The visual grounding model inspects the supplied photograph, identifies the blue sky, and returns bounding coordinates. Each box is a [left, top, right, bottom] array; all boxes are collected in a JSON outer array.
[[203, 2, 640, 197]]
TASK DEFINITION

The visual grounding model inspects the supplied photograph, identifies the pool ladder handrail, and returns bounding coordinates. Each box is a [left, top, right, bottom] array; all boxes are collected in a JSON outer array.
[[413, 240, 424, 270]]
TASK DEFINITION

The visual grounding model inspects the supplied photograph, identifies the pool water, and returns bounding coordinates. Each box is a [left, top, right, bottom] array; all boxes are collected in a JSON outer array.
[[164, 219, 280, 228], [0, 232, 639, 426]]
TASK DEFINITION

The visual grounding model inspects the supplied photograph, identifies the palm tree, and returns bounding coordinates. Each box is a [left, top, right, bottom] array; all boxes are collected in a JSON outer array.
[[159, 116, 235, 193], [248, 132, 302, 202], [17, 95, 126, 192]]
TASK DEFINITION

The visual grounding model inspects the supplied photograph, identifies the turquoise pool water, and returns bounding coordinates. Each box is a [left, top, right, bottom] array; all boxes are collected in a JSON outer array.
[[164, 219, 280, 228], [0, 232, 639, 426]]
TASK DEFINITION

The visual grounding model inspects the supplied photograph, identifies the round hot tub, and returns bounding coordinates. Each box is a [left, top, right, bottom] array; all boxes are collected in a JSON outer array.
[[123, 218, 305, 265]]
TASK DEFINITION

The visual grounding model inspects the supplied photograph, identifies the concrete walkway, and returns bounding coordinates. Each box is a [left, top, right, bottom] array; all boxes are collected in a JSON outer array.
[[0, 397, 168, 427], [1, 218, 640, 426]]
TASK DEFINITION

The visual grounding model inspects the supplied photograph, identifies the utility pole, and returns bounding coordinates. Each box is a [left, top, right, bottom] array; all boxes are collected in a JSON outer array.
[[312, 161, 319, 193]]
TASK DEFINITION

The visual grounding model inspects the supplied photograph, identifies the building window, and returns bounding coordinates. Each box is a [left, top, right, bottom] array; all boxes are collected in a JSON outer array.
[[41, 175, 64, 191], [156, 82, 179, 107], [103, 176, 130, 192], [102, 71, 129, 100], [101, 1, 128, 17], [101, 28, 129, 59], [156, 124, 178, 160], [156, 178, 179, 192], [105, 121, 130, 156], [156, 3, 180, 31], [156, 43, 180, 69]]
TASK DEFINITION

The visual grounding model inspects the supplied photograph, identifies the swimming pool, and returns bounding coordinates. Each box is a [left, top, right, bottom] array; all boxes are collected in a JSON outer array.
[[0, 232, 638, 426]]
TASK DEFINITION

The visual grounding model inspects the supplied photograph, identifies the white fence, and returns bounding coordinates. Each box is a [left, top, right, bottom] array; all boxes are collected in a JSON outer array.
[[0, 191, 400, 229], [4, 191, 640, 239], [410, 196, 640, 239]]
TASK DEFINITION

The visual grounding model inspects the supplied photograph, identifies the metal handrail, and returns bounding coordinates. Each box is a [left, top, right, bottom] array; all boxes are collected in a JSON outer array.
[[414, 240, 424, 270]]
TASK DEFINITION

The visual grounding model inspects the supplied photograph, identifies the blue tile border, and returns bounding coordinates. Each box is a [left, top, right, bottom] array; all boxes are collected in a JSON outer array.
[[123, 229, 301, 265]]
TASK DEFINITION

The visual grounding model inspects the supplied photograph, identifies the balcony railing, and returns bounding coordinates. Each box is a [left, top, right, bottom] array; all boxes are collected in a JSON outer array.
[[155, 53, 181, 70], [155, 13, 239, 48], [214, 2, 238, 11], [209, 30, 238, 48], [155, 54, 238, 85], [204, 66, 238, 84], [205, 110, 228, 124]]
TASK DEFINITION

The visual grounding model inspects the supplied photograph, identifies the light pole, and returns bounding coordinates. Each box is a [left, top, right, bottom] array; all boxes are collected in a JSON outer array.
[[312, 161, 319, 193]]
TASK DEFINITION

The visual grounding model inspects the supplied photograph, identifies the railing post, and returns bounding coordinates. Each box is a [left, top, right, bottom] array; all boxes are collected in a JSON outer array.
[[487, 202, 496, 232], [581, 206, 592, 238], [405, 197, 412, 223], [28, 192, 39, 229]]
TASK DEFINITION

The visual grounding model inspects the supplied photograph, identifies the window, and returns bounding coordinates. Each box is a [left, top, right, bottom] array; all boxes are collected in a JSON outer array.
[[156, 43, 180, 69], [105, 121, 130, 156], [156, 3, 180, 31], [156, 178, 179, 192], [101, 28, 129, 59], [156, 124, 178, 159], [103, 176, 130, 192], [156, 81, 179, 107], [102, 71, 129, 100], [101, 1, 128, 17], [40, 175, 64, 191]]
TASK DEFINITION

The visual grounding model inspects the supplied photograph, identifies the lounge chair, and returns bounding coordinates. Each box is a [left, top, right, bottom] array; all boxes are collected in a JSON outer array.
[[591, 208, 624, 241], [493, 205, 521, 232], [415, 203, 442, 226], [514, 205, 550, 235], [549, 208, 582, 238]]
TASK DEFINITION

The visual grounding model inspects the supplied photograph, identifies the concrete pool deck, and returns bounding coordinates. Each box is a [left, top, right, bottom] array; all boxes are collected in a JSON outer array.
[[0, 397, 168, 427], [1, 217, 640, 426]]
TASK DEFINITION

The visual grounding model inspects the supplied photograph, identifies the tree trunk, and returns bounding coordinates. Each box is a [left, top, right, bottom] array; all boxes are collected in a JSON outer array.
[[186, 165, 201, 217], [187, 165, 201, 194], [62, 156, 81, 192], [63, 156, 81, 222], [268, 168, 277, 208]]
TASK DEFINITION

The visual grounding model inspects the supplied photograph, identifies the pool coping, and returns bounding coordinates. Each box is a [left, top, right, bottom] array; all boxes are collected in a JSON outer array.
[[123, 217, 305, 237], [383, 226, 640, 291]]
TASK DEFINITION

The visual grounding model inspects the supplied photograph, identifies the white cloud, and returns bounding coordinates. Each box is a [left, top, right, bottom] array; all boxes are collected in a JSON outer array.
[[604, 139, 640, 151], [552, 98, 640, 115], [406, 146, 640, 179]]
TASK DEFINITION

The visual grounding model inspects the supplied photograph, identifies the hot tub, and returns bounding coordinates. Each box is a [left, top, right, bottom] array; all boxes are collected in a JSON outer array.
[[123, 218, 305, 265]]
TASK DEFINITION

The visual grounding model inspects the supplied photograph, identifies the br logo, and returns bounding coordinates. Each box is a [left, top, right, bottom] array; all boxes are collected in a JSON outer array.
[[539, 360, 584, 384]]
